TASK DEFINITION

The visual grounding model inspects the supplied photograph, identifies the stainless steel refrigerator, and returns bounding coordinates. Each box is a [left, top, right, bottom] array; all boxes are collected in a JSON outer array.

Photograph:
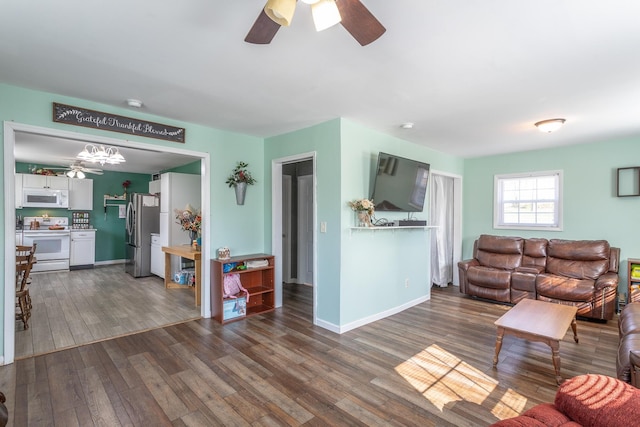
[[125, 193, 160, 277]]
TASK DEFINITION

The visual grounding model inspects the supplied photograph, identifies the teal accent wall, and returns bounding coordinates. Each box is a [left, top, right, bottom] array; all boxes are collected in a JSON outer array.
[[165, 160, 201, 175], [463, 137, 640, 294], [15, 162, 151, 262]]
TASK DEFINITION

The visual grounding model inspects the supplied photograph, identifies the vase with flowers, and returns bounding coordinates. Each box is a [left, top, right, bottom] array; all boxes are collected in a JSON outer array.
[[175, 205, 202, 244], [122, 180, 131, 198], [348, 198, 375, 227], [226, 161, 257, 205]]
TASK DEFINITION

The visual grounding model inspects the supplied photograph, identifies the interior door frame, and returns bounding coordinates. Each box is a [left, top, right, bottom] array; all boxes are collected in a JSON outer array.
[[297, 174, 313, 285], [271, 152, 317, 324], [3, 121, 211, 365]]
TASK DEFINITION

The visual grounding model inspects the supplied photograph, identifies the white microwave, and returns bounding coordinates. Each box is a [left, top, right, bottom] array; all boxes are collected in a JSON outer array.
[[23, 188, 69, 208]]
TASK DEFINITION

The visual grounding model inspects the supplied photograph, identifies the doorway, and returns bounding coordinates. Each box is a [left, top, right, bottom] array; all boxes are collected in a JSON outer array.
[[3, 121, 211, 364], [271, 153, 317, 325]]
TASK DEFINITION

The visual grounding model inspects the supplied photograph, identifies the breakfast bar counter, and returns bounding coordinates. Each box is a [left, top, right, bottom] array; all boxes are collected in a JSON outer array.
[[162, 245, 201, 306]]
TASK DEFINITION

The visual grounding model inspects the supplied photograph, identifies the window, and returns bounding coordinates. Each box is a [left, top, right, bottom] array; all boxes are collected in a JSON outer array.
[[494, 170, 562, 231]]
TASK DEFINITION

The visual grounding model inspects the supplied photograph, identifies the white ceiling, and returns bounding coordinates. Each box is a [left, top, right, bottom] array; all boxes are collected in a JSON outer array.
[[2, 0, 640, 170]]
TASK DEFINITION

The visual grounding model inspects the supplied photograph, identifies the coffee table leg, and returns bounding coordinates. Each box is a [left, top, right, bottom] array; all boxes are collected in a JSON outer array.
[[493, 327, 504, 367], [571, 317, 578, 343], [549, 340, 562, 384]]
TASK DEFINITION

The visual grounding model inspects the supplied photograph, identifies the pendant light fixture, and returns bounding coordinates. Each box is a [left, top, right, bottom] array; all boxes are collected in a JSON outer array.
[[77, 144, 126, 166]]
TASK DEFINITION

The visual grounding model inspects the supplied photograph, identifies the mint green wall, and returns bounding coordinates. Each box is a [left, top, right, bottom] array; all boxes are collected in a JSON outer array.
[[264, 119, 342, 325], [339, 120, 463, 325], [463, 137, 640, 294], [15, 163, 150, 261], [1, 83, 266, 356]]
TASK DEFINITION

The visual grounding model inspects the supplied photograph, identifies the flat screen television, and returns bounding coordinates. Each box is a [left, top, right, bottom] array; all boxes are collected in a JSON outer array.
[[370, 152, 430, 212]]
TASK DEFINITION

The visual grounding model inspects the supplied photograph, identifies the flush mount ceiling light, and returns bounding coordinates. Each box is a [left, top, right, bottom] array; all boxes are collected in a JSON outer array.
[[77, 144, 126, 166], [401, 122, 414, 129], [126, 98, 143, 108], [535, 118, 566, 133]]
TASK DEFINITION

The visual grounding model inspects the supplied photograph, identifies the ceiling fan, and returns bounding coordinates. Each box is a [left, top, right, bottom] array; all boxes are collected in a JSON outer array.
[[245, 0, 386, 46], [51, 162, 104, 179]]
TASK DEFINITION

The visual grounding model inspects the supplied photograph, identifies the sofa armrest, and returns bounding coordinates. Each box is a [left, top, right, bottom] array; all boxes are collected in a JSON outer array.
[[457, 259, 479, 294], [595, 271, 618, 291], [630, 350, 640, 388], [458, 259, 479, 271]]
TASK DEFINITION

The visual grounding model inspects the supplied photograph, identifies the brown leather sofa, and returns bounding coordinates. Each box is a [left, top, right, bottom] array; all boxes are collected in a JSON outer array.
[[617, 302, 640, 387], [458, 234, 620, 320]]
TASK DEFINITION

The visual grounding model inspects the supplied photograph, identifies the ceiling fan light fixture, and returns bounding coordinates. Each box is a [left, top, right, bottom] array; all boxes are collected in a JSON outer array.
[[311, 0, 341, 32], [535, 118, 566, 133], [300, 0, 320, 4], [264, 0, 296, 26], [66, 170, 75, 178], [76, 170, 86, 179]]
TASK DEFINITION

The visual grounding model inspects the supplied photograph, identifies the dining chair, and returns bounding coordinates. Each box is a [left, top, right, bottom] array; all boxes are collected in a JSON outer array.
[[15, 244, 36, 330]]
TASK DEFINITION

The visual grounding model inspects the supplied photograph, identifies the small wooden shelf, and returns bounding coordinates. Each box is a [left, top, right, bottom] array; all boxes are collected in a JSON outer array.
[[629, 258, 640, 304], [212, 253, 275, 324]]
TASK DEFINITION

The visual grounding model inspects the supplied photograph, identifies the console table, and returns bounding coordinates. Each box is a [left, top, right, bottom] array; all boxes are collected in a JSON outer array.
[[162, 245, 201, 306]]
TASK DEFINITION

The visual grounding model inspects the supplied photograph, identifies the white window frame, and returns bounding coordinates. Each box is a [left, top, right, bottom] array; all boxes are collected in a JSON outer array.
[[493, 170, 563, 231]]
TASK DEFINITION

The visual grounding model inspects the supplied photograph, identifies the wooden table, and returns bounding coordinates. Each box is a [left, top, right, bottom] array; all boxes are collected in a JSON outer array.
[[162, 245, 201, 306], [493, 299, 578, 384]]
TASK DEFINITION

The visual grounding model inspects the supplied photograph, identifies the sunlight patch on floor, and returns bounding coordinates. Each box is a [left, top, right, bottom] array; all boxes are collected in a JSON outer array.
[[395, 344, 527, 419]]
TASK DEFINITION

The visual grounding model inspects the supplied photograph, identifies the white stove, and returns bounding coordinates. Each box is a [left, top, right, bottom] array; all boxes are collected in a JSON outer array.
[[22, 216, 70, 272]]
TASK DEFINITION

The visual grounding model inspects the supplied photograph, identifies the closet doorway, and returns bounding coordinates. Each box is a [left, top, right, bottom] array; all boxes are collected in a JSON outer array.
[[281, 160, 314, 321]]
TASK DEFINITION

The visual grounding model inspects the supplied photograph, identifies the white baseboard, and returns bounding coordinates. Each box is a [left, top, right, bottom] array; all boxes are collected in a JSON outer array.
[[314, 294, 431, 334]]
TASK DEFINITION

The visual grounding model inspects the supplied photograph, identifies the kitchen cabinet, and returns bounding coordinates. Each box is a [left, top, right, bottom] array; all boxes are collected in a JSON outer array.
[[149, 179, 161, 194], [69, 178, 93, 210], [22, 173, 68, 189], [70, 230, 95, 269], [150, 233, 163, 278], [15, 173, 23, 208]]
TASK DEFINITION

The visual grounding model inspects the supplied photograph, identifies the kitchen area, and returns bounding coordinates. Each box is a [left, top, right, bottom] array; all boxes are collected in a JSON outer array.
[[13, 137, 204, 359]]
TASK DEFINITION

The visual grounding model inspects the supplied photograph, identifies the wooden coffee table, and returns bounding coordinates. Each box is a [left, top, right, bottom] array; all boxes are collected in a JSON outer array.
[[493, 299, 578, 384]]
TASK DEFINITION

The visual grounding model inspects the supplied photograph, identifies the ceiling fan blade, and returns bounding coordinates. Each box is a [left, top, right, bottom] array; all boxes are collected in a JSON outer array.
[[83, 169, 103, 175], [245, 9, 282, 44], [336, 0, 386, 46]]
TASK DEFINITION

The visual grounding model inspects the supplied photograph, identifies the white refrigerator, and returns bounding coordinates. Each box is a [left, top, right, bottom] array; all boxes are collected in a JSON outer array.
[[159, 172, 201, 277]]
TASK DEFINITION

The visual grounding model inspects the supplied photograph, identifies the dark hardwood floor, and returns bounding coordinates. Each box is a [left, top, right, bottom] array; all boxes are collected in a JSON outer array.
[[0, 284, 619, 426]]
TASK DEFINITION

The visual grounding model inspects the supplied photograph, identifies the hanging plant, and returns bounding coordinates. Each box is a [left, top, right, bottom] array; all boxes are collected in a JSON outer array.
[[225, 162, 256, 188]]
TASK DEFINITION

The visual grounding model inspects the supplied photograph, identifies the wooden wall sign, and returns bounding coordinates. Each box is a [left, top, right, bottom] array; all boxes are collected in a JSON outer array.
[[52, 102, 186, 143]]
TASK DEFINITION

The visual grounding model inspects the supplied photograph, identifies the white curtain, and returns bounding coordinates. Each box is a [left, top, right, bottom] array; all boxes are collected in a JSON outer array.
[[430, 174, 454, 287]]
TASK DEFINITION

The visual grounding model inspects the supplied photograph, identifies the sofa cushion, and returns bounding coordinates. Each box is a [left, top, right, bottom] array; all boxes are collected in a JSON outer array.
[[554, 374, 640, 427], [536, 274, 595, 302], [522, 238, 549, 269], [546, 240, 610, 280], [476, 235, 524, 270], [468, 266, 512, 289]]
